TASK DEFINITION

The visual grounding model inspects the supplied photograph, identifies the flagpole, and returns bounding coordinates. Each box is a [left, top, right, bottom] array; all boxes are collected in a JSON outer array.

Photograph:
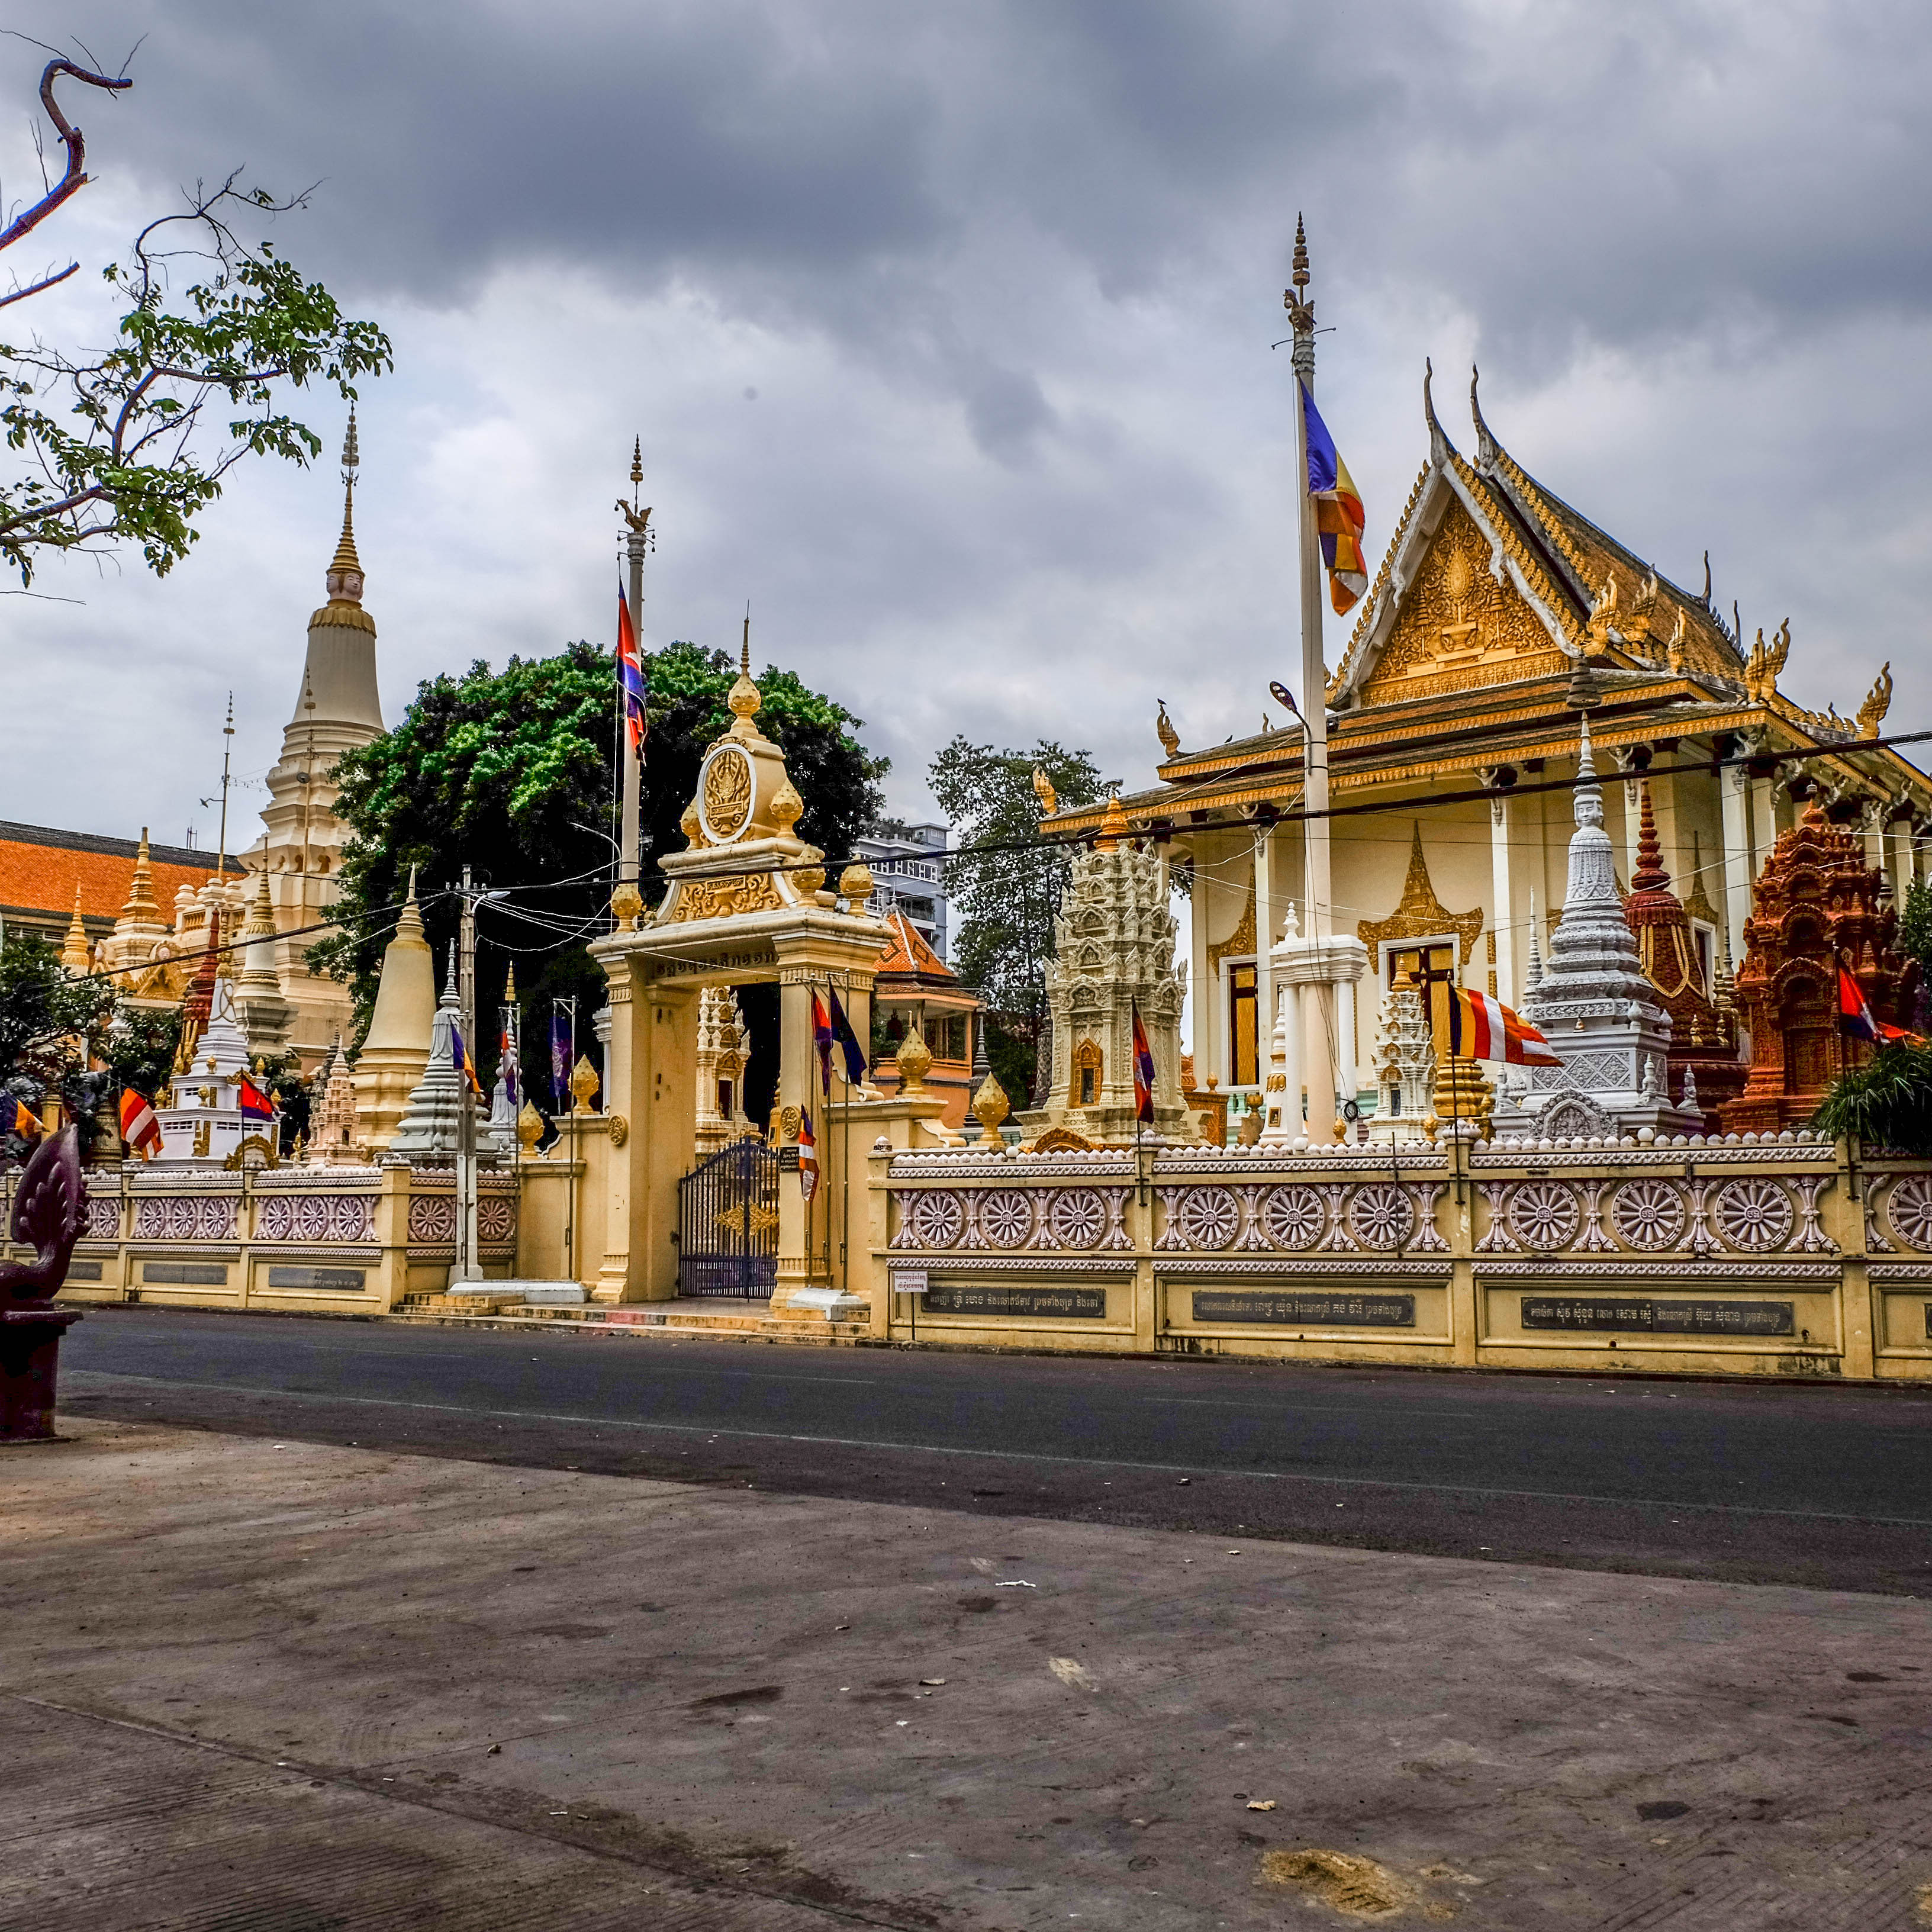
[[616, 439, 649, 921], [1286, 217, 1339, 1141]]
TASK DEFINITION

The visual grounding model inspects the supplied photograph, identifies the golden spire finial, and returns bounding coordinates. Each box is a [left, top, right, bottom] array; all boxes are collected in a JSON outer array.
[[504, 961, 517, 1003], [118, 826, 161, 925], [630, 434, 642, 491], [60, 885, 89, 973], [326, 407, 365, 603], [1094, 791, 1132, 852], [1291, 212, 1309, 292], [727, 604, 762, 729]]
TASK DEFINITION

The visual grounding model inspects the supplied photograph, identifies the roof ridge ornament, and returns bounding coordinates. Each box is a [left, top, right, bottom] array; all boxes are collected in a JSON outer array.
[[1422, 358, 1454, 466], [1469, 363, 1500, 469]]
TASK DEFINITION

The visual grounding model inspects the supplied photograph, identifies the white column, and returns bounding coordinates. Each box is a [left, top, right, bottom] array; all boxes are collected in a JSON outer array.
[[1188, 840, 1213, 1079], [1336, 975, 1360, 1119], [1279, 983, 1303, 1142], [1489, 797, 1515, 1005], [1721, 768, 1753, 961], [1254, 828, 1279, 1103], [1749, 776, 1779, 864]]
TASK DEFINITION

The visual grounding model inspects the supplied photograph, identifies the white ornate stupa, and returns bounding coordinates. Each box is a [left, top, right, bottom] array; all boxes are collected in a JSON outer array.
[[1366, 968, 1436, 1144], [154, 982, 271, 1165], [1509, 719, 1699, 1139]]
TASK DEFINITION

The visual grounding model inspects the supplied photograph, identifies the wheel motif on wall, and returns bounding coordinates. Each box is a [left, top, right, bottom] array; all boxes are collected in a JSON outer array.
[[1345, 1183, 1416, 1252], [978, 1189, 1035, 1250], [1610, 1178, 1687, 1252], [1885, 1173, 1932, 1252], [1173, 1186, 1242, 1251], [1046, 1187, 1108, 1252], [1506, 1180, 1580, 1254], [478, 1195, 517, 1244], [133, 1196, 236, 1242], [85, 1197, 120, 1240], [407, 1194, 458, 1244], [904, 1190, 965, 1250], [1260, 1184, 1326, 1251], [1712, 1178, 1793, 1252]]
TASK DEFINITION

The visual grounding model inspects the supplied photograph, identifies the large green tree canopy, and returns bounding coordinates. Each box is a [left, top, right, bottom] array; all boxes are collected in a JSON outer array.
[[928, 737, 1109, 1099], [318, 639, 887, 1090]]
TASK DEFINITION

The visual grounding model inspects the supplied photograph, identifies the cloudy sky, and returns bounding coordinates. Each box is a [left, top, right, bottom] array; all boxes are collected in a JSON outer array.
[[4, 1, 1929, 853]]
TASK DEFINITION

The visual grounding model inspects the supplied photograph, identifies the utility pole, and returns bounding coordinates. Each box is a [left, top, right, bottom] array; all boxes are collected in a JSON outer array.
[[455, 866, 479, 1281], [1286, 216, 1331, 947], [213, 693, 236, 874]]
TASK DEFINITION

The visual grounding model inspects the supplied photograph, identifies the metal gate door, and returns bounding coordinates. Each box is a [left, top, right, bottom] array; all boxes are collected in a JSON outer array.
[[677, 1137, 780, 1297]]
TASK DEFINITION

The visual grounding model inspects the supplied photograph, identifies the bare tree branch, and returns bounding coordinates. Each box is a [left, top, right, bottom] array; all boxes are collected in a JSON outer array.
[[0, 59, 130, 257]]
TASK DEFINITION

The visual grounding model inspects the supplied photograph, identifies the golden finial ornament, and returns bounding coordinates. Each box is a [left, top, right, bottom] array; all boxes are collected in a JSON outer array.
[[895, 1024, 933, 1095], [1858, 661, 1893, 739], [837, 861, 874, 908], [610, 879, 645, 930], [516, 1099, 545, 1153], [1283, 212, 1315, 341], [1155, 700, 1180, 760], [771, 778, 803, 830], [615, 434, 653, 539], [971, 1068, 1010, 1141], [1093, 792, 1131, 852], [1032, 766, 1058, 817], [504, 962, 517, 1002], [727, 607, 762, 728], [325, 408, 365, 604], [569, 1054, 600, 1114], [60, 886, 89, 973]]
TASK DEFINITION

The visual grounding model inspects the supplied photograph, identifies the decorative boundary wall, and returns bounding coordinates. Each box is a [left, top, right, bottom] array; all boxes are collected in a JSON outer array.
[[870, 1132, 1932, 1380], [7, 1162, 520, 1315]]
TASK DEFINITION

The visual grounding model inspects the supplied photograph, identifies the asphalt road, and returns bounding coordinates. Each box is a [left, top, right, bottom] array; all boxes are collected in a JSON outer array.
[[59, 1306, 1932, 1597]]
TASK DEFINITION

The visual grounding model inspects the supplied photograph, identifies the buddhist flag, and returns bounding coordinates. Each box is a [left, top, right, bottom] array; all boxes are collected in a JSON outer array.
[[812, 987, 835, 1096], [1300, 381, 1368, 615], [1131, 999, 1156, 1125], [237, 1075, 276, 1121], [550, 1014, 571, 1108], [118, 1087, 162, 1158], [827, 985, 867, 1086], [500, 1024, 520, 1108], [6, 1094, 44, 1144], [616, 579, 647, 759], [1444, 989, 1564, 1067], [450, 1023, 483, 1096], [798, 1109, 818, 1203], [1838, 965, 1879, 1044]]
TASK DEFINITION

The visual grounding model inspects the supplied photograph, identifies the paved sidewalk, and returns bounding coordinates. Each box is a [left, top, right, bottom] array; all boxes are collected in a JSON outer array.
[[5, 1418, 1930, 1930]]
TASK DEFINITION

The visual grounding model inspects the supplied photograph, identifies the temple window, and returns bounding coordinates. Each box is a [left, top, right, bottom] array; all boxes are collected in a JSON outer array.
[[1228, 962, 1257, 1086], [1074, 1038, 1103, 1107]]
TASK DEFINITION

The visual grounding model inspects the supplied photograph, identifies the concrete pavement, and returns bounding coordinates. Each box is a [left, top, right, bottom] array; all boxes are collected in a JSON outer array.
[[7, 1415, 1932, 1929]]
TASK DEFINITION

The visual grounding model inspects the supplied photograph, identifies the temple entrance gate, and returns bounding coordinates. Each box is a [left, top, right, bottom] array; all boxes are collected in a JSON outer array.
[[587, 639, 893, 1310], [678, 1138, 779, 1297]]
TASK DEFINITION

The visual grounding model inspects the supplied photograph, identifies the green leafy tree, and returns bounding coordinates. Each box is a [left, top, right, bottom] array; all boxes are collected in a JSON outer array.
[[317, 640, 887, 1089], [1814, 1039, 1932, 1157], [1898, 878, 1932, 1031], [99, 1004, 181, 1102], [0, 57, 391, 583], [928, 738, 1110, 1100], [0, 929, 117, 1157]]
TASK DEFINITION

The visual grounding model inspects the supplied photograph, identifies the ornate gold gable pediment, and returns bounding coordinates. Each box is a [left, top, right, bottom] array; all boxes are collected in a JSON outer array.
[[1359, 497, 1567, 707], [1357, 824, 1485, 969]]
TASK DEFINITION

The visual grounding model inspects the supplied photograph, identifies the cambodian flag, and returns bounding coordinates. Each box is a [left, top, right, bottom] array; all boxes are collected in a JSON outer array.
[[827, 985, 867, 1086], [1131, 999, 1156, 1125], [1838, 965, 1879, 1044], [1445, 990, 1564, 1068], [616, 579, 647, 759], [1300, 381, 1368, 616], [237, 1075, 276, 1120]]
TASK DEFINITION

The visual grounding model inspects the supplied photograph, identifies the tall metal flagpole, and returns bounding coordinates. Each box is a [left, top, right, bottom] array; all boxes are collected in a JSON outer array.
[[1285, 215, 1339, 1141], [456, 867, 479, 1281], [614, 438, 652, 927]]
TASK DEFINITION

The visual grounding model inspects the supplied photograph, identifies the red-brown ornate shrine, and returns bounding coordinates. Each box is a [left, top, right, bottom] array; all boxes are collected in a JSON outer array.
[[1721, 803, 1918, 1134]]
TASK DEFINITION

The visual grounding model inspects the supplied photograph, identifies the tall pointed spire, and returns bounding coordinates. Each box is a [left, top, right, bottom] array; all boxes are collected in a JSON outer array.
[[119, 827, 162, 925], [60, 886, 89, 973], [1630, 779, 1669, 894], [325, 407, 364, 605]]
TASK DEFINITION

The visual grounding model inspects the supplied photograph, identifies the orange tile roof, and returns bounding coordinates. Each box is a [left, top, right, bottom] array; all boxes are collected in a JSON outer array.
[[0, 820, 242, 929], [877, 907, 957, 981]]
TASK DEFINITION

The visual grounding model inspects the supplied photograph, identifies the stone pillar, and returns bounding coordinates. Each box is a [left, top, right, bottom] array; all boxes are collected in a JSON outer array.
[[1254, 830, 1280, 1106], [1749, 777, 1779, 870], [1720, 768, 1753, 965], [1489, 797, 1516, 1006], [775, 968, 825, 1299], [1268, 983, 1303, 1144], [1189, 851, 1214, 1083], [1336, 974, 1361, 1120]]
